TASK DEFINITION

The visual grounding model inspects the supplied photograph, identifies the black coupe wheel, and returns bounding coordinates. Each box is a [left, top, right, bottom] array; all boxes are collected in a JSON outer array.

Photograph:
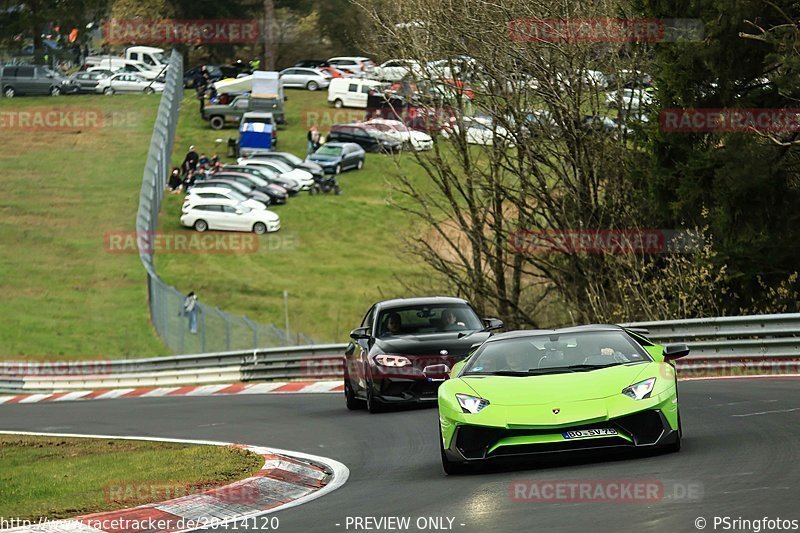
[[344, 378, 364, 410], [366, 382, 383, 414]]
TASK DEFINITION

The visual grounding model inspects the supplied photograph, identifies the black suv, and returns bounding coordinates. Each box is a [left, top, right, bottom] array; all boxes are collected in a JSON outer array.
[[327, 124, 403, 153], [1, 65, 72, 97]]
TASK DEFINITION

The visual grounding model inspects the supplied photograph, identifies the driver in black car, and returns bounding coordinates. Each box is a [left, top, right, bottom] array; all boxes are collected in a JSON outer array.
[[384, 312, 402, 336]]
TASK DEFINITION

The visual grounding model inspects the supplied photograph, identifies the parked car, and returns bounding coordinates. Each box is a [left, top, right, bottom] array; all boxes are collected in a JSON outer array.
[[96, 73, 165, 95], [202, 94, 251, 130], [184, 64, 223, 88], [235, 158, 315, 190], [327, 123, 404, 153], [180, 203, 280, 234], [279, 67, 331, 91], [327, 78, 383, 108], [364, 118, 433, 150], [372, 59, 421, 82], [238, 152, 324, 178], [605, 88, 654, 110], [190, 178, 272, 206], [441, 116, 514, 146], [343, 296, 501, 413], [223, 165, 302, 195], [319, 66, 349, 79], [69, 70, 113, 93], [0, 65, 73, 97], [183, 187, 267, 213], [294, 59, 330, 69], [308, 142, 366, 174], [327, 56, 375, 76], [212, 171, 288, 204]]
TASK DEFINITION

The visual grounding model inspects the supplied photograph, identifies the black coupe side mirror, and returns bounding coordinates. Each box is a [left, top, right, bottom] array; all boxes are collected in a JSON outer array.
[[483, 318, 504, 331], [663, 344, 690, 362], [349, 326, 371, 340]]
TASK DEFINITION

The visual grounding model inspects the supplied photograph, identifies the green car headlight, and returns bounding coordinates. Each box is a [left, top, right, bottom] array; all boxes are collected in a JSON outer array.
[[456, 393, 490, 414], [621, 377, 656, 400]]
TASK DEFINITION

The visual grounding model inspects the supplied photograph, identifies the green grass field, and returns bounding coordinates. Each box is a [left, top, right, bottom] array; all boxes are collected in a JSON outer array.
[[0, 95, 168, 358], [0, 435, 262, 520], [156, 89, 430, 343], [0, 88, 431, 358]]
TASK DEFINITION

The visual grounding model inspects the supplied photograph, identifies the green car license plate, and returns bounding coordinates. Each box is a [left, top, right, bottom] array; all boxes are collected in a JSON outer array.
[[562, 428, 618, 439]]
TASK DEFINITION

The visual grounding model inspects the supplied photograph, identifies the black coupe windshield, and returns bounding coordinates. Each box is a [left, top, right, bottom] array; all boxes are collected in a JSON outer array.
[[376, 304, 483, 338], [463, 331, 650, 375]]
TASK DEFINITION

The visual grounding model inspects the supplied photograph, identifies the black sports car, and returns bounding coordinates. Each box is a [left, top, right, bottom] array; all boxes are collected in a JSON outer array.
[[344, 297, 503, 413]]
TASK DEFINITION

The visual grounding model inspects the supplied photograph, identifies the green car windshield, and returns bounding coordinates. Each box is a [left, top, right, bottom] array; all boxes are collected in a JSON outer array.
[[462, 330, 650, 376]]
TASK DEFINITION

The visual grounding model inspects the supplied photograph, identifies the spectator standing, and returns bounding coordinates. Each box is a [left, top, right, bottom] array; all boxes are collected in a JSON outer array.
[[181, 292, 199, 334], [307, 126, 319, 155]]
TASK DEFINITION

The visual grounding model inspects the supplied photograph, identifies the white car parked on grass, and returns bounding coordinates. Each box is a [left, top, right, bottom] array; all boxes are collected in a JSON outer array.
[[182, 187, 267, 214], [279, 67, 331, 91], [605, 88, 654, 110], [441, 116, 514, 146], [96, 73, 165, 95], [236, 158, 315, 190], [371, 59, 421, 82], [364, 118, 433, 150], [180, 203, 280, 234]]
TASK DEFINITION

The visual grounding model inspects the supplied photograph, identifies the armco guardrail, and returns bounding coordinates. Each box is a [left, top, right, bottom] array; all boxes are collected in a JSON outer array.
[[623, 313, 800, 358], [2, 312, 799, 393]]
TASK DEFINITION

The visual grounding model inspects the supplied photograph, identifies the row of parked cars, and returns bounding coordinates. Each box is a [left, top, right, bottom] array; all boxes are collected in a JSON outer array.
[[0, 64, 166, 97], [179, 147, 367, 234]]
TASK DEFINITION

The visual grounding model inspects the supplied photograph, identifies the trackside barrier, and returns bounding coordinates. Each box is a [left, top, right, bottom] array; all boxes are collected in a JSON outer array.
[[2, 313, 799, 392]]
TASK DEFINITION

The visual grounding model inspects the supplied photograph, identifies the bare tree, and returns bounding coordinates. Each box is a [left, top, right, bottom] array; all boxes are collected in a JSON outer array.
[[358, 0, 674, 326]]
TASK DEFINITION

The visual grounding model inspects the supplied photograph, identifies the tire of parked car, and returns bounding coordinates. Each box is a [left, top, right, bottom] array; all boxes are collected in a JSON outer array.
[[3, 86, 15, 98], [335, 164, 342, 175], [307, 81, 319, 91], [253, 222, 267, 235], [333, 99, 343, 108], [144, 87, 155, 95], [50, 86, 61, 96], [194, 220, 208, 232], [209, 116, 225, 130], [104, 87, 115, 96], [356, 160, 363, 170]]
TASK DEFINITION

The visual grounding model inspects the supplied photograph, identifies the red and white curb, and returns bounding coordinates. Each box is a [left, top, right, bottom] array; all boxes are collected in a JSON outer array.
[[0, 431, 349, 533], [0, 381, 344, 405]]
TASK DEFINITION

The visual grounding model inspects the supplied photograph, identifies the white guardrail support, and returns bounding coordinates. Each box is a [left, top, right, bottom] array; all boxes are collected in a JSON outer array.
[[2, 313, 799, 393]]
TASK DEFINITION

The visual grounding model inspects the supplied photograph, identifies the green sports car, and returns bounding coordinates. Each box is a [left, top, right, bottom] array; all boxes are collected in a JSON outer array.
[[438, 325, 689, 474]]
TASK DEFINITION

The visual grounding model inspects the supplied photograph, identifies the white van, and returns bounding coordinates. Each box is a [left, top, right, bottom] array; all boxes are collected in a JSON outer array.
[[327, 78, 383, 109]]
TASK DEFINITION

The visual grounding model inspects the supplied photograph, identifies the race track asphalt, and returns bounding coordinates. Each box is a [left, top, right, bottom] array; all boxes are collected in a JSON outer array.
[[2, 377, 799, 533]]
